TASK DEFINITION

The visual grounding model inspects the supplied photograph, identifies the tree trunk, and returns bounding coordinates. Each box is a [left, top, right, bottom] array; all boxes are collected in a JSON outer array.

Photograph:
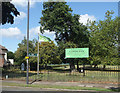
[[77, 61, 79, 71], [103, 65, 106, 69], [69, 61, 75, 72], [94, 64, 97, 68]]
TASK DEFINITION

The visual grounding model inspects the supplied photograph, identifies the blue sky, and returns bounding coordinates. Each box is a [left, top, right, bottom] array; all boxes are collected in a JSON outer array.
[[0, 1, 118, 52]]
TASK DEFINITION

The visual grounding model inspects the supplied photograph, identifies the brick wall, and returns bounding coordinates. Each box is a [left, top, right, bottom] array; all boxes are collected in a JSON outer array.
[[0, 55, 4, 67]]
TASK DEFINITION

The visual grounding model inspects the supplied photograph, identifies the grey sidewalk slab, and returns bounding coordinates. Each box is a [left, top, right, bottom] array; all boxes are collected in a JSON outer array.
[[33, 81, 118, 89]]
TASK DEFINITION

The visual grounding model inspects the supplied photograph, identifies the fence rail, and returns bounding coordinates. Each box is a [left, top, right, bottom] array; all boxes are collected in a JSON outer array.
[[2, 65, 120, 84]]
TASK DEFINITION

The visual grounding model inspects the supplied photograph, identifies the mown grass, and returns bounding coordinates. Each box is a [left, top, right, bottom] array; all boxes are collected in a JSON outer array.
[[33, 71, 118, 83], [2, 81, 117, 92]]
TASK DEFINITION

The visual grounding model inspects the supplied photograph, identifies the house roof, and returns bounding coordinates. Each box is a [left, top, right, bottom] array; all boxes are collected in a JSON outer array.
[[0, 45, 8, 55], [0, 45, 7, 50]]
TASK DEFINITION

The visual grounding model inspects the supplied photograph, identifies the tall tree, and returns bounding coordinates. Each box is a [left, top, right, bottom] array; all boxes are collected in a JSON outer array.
[[14, 37, 60, 70], [0, 1, 20, 25], [40, 1, 89, 71], [40, 2, 89, 46], [14, 37, 37, 66], [88, 10, 119, 67], [38, 41, 61, 67]]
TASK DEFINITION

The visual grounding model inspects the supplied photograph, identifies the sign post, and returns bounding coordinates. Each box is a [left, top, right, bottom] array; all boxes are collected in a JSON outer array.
[[65, 48, 89, 58], [28, 53, 38, 57], [65, 48, 89, 76]]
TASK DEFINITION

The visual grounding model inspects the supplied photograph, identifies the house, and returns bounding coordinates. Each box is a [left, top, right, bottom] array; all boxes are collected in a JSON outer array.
[[0, 45, 8, 67]]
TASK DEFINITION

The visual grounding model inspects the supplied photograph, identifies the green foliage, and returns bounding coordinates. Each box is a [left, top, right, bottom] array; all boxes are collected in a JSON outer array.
[[14, 37, 37, 65], [38, 41, 61, 66], [14, 36, 61, 68], [40, 2, 73, 35], [7, 51, 14, 59], [88, 10, 118, 65], [40, 2, 89, 47], [1, 2, 20, 25], [40, 2, 89, 68]]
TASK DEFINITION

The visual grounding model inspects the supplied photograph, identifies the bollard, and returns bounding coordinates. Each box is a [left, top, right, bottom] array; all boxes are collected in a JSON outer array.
[[6, 75, 8, 79]]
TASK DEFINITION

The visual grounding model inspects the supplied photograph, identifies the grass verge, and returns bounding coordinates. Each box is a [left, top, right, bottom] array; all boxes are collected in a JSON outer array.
[[2, 81, 119, 92]]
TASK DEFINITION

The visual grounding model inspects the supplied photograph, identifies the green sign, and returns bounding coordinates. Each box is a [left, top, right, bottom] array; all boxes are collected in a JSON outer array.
[[28, 53, 38, 57], [65, 48, 89, 58]]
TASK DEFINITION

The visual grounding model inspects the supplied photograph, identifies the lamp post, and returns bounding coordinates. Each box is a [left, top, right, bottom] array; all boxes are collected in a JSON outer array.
[[26, 0, 29, 84], [37, 33, 39, 79], [118, 1, 120, 88]]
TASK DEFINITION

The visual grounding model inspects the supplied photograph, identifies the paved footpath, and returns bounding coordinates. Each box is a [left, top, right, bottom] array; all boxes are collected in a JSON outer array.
[[33, 81, 118, 89], [2, 80, 119, 93]]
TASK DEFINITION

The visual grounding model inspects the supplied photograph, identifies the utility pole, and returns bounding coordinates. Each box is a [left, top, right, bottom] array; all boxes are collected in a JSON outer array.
[[26, 0, 29, 84], [118, 1, 120, 89], [37, 33, 39, 80]]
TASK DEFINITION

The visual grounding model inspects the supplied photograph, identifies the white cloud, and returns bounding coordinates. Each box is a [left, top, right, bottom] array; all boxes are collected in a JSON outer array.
[[79, 14, 96, 25], [11, 0, 38, 7], [30, 26, 55, 40], [30, 26, 40, 36], [16, 12, 26, 20], [0, 27, 25, 39], [15, 12, 26, 21], [14, 11, 26, 24]]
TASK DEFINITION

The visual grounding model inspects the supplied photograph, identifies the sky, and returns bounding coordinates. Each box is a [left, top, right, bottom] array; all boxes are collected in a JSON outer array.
[[0, 0, 119, 52]]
